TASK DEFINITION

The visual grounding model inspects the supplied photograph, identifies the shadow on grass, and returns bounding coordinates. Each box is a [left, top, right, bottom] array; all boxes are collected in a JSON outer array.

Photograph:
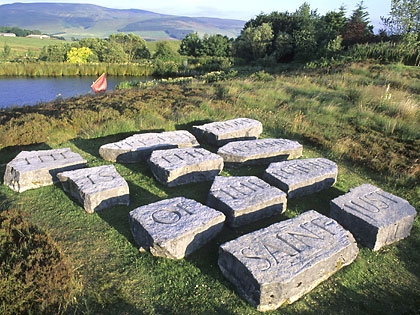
[[175, 119, 212, 134], [0, 142, 52, 166], [96, 163, 163, 247], [287, 186, 345, 217]]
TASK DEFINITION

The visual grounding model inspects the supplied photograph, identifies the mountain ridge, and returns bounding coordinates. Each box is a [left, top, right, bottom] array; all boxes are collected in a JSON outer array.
[[0, 2, 245, 40]]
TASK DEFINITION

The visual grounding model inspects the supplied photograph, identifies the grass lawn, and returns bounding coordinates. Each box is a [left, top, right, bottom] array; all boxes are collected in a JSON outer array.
[[0, 62, 419, 314]]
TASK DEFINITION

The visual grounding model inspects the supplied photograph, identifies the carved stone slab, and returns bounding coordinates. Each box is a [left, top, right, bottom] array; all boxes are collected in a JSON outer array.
[[218, 210, 359, 312], [217, 138, 303, 166], [129, 197, 226, 259], [4, 148, 87, 193], [148, 147, 223, 187], [330, 184, 417, 251], [192, 118, 263, 146], [207, 176, 287, 227], [99, 130, 199, 163], [263, 158, 338, 198], [57, 164, 129, 213]]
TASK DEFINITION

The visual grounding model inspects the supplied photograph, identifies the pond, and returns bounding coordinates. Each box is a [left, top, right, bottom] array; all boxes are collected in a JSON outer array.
[[0, 76, 137, 108]]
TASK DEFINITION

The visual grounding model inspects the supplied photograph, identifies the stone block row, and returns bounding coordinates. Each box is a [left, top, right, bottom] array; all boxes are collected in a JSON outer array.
[[2, 117, 417, 312]]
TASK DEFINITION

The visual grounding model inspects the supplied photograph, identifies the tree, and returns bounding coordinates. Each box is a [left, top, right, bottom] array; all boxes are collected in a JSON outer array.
[[179, 32, 202, 56], [39, 44, 70, 62], [381, 0, 420, 41], [153, 41, 179, 60], [234, 23, 274, 60], [292, 3, 320, 61], [101, 41, 128, 63], [109, 33, 150, 62], [66, 47, 93, 63], [320, 8, 347, 42], [200, 34, 232, 57], [342, 2, 374, 46]]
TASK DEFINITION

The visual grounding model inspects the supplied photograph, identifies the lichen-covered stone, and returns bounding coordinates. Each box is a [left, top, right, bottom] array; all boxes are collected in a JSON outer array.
[[148, 147, 223, 187], [217, 138, 302, 166], [4, 148, 87, 193], [218, 210, 359, 312], [330, 184, 417, 251], [192, 118, 263, 146], [57, 164, 129, 213], [207, 176, 287, 227], [263, 158, 337, 198], [129, 197, 225, 259], [99, 130, 199, 163]]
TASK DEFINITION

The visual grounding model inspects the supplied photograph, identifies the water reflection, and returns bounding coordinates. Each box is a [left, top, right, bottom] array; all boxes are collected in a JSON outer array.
[[0, 76, 134, 108]]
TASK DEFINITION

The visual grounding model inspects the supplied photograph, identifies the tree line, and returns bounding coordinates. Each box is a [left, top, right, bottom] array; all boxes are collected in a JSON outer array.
[[0, 26, 41, 37], [180, 1, 419, 64], [4, 0, 420, 68]]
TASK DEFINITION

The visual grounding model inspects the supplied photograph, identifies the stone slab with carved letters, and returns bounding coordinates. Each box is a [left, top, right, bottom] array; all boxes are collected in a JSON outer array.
[[4, 148, 87, 193], [263, 158, 338, 198], [192, 118, 263, 146], [217, 138, 302, 166], [207, 176, 287, 227], [57, 164, 129, 213], [99, 130, 199, 163], [218, 210, 358, 312], [129, 197, 225, 259], [148, 147, 223, 187], [330, 184, 417, 251]]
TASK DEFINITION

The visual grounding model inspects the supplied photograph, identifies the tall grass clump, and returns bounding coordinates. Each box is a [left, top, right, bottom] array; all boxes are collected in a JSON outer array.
[[0, 61, 156, 77], [348, 42, 420, 66]]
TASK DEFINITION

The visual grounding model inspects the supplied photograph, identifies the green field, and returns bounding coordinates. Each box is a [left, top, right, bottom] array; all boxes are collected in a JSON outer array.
[[0, 63, 419, 314], [0, 36, 181, 60], [0, 36, 61, 57]]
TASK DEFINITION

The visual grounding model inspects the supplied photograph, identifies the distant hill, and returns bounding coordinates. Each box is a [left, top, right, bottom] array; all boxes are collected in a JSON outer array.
[[0, 3, 245, 40]]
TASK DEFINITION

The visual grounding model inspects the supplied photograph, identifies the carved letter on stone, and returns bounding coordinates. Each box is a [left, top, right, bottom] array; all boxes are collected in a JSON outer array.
[[330, 184, 417, 251], [129, 197, 225, 259], [4, 148, 87, 192], [218, 210, 358, 312]]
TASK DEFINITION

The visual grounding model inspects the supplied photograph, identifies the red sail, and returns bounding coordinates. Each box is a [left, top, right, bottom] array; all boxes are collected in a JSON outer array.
[[91, 73, 107, 93]]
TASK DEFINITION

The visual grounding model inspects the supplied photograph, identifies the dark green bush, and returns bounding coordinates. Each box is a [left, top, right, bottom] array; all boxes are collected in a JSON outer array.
[[0, 209, 76, 314]]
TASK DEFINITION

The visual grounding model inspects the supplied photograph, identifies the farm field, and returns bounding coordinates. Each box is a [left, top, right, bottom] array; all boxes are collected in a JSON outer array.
[[0, 36, 61, 58], [0, 62, 419, 314]]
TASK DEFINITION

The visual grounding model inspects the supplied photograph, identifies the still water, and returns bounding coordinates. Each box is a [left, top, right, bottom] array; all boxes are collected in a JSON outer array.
[[0, 76, 134, 108]]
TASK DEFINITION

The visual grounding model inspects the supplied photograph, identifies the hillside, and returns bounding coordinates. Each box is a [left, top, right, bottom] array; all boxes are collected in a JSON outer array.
[[0, 2, 245, 40]]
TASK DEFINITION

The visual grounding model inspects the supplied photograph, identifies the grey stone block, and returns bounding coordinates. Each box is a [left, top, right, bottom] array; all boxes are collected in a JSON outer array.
[[4, 148, 87, 193], [57, 164, 129, 213], [129, 197, 226, 259], [263, 158, 338, 198], [148, 147, 223, 187], [207, 176, 287, 227], [330, 184, 417, 251], [192, 118, 263, 146], [99, 130, 199, 163], [217, 138, 302, 166], [218, 210, 359, 312]]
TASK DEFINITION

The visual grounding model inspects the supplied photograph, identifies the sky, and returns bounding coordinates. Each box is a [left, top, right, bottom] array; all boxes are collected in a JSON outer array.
[[0, 0, 391, 28]]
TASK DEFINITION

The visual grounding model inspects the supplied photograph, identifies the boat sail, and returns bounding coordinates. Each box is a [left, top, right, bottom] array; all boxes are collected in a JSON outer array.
[[91, 73, 107, 93]]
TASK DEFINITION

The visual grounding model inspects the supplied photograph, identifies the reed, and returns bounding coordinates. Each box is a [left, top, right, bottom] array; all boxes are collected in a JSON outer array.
[[0, 61, 157, 77]]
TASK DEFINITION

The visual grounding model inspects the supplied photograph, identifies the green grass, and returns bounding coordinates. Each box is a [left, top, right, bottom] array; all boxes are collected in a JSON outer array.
[[0, 62, 419, 314], [0, 36, 61, 58]]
